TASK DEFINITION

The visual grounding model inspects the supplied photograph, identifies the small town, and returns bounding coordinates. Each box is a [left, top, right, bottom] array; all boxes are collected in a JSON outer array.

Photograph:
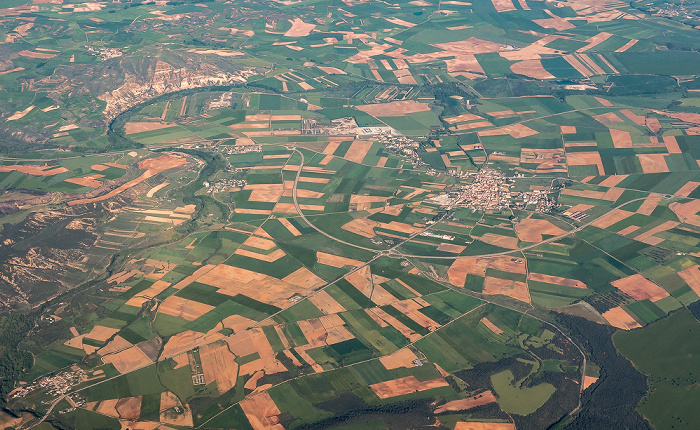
[[456, 166, 512, 211], [216, 144, 262, 156], [9, 367, 86, 400]]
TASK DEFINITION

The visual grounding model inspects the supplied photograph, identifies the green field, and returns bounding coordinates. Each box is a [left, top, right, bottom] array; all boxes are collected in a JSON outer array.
[[614, 309, 700, 429]]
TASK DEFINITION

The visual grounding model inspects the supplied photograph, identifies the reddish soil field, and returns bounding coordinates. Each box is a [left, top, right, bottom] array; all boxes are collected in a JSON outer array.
[[283, 18, 315, 37], [240, 393, 284, 430], [158, 296, 215, 321], [0, 164, 68, 176], [678, 265, 700, 296], [615, 39, 638, 52], [480, 318, 504, 335], [592, 209, 635, 229], [102, 345, 153, 374], [583, 376, 599, 390], [617, 225, 641, 236], [478, 233, 519, 249], [454, 422, 515, 430], [674, 181, 700, 197], [244, 184, 284, 202], [18, 49, 57, 59], [637, 196, 661, 215], [436, 243, 466, 253], [356, 100, 431, 116], [670, 200, 700, 226], [124, 122, 175, 134], [370, 308, 422, 342], [563, 54, 592, 77], [663, 135, 682, 153], [435, 391, 498, 414], [566, 151, 604, 175], [115, 396, 141, 420], [594, 112, 623, 125], [529, 273, 586, 289], [448, 256, 525, 288], [308, 290, 347, 315], [369, 376, 449, 399], [620, 109, 646, 126], [602, 306, 641, 330], [317, 252, 364, 268], [632, 220, 679, 245], [611, 274, 669, 302], [637, 154, 669, 173], [515, 218, 565, 242], [578, 32, 613, 51], [594, 97, 614, 107], [610, 129, 633, 148], [510, 59, 554, 79], [379, 348, 420, 370], [566, 203, 594, 213], [482, 277, 530, 303], [200, 342, 238, 395], [344, 140, 373, 163], [598, 175, 628, 187], [444, 113, 482, 123]]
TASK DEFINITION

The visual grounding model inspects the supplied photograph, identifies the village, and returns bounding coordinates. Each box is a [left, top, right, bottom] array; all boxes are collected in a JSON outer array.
[[424, 164, 559, 214], [9, 367, 87, 401]]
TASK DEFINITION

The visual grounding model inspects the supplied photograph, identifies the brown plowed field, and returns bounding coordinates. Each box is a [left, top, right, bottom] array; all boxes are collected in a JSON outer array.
[[239, 392, 284, 430], [673, 181, 700, 197], [637, 154, 669, 173], [448, 256, 525, 288], [278, 218, 302, 236], [529, 273, 586, 289], [566, 203, 594, 213], [611, 274, 669, 302], [435, 391, 498, 413], [356, 100, 431, 116], [124, 122, 175, 134], [370, 376, 449, 399], [0, 164, 68, 176], [317, 252, 364, 267], [592, 209, 635, 229], [637, 197, 661, 215], [160, 391, 193, 427], [436, 243, 466, 253], [598, 175, 628, 187], [678, 265, 700, 296], [482, 277, 530, 303], [244, 184, 285, 202], [480, 318, 504, 334], [196, 264, 322, 308], [515, 218, 565, 242], [602, 306, 641, 330], [566, 151, 604, 175], [510, 59, 554, 79], [115, 396, 141, 420], [200, 342, 238, 394], [308, 290, 347, 315], [454, 422, 515, 430], [670, 200, 700, 226], [478, 233, 519, 249], [102, 345, 153, 374], [158, 296, 214, 321], [344, 140, 373, 163], [379, 348, 419, 370]]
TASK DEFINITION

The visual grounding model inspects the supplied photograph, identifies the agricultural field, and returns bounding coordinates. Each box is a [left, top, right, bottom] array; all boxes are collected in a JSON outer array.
[[0, 0, 698, 429]]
